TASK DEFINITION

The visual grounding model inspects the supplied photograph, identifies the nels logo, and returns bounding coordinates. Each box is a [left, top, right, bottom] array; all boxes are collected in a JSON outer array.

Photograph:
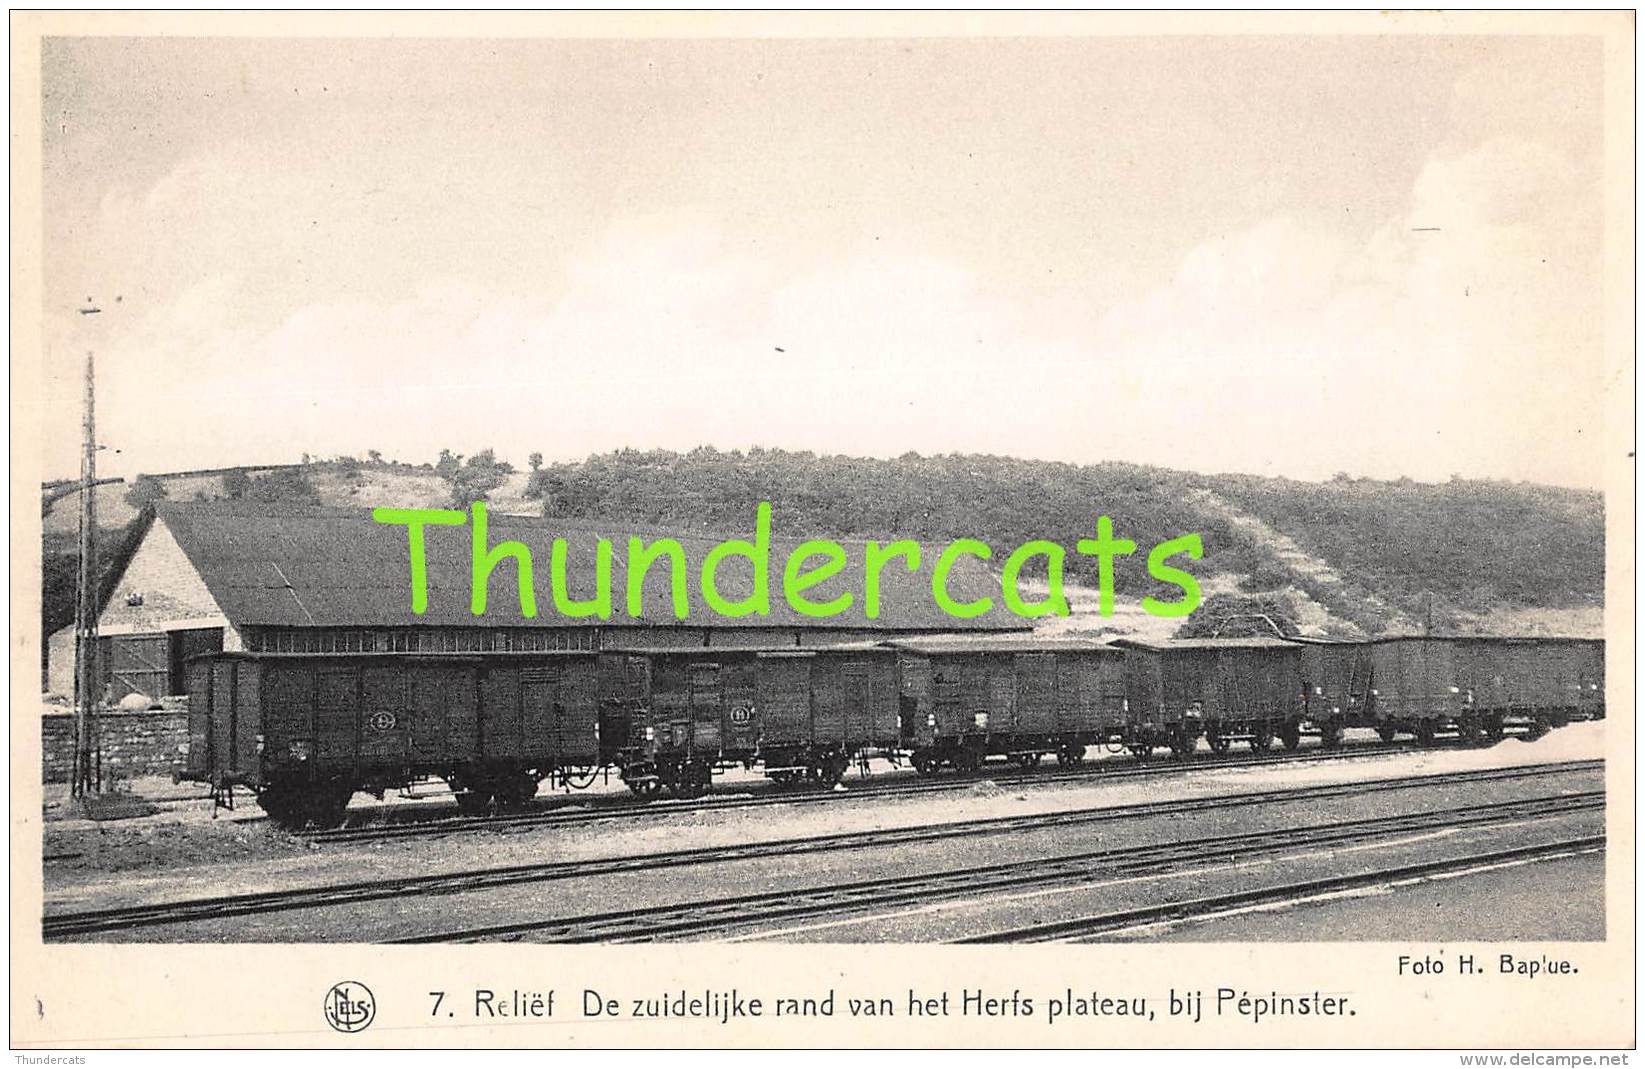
[[324, 981, 376, 1033]]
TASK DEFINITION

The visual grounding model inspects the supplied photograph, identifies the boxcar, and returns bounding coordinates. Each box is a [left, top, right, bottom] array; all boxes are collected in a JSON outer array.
[[1366, 635, 1601, 744], [1288, 637, 1373, 747], [1364, 637, 1464, 744], [598, 643, 901, 797], [1110, 637, 1305, 756], [1525, 637, 1604, 723], [182, 651, 609, 826], [1459, 636, 1605, 734], [888, 636, 1126, 773]]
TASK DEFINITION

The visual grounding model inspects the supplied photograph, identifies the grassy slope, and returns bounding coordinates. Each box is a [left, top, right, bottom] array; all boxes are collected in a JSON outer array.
[[40, 451, 1603, 640]]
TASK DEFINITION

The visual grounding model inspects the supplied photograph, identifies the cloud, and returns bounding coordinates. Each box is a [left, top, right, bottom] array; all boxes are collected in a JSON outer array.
[[42, 118, 1604, 491], [1083, 135, 1602, 487]]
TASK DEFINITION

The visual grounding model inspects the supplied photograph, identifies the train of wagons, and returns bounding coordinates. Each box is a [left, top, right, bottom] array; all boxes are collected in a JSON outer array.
[[180, 632, 1606, 828]]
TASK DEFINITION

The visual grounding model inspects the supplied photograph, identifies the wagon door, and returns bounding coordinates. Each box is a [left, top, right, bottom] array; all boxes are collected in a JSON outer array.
[[868, 657, 900, 746], [986, 657, 1015, 734], [932, 659, 968, 738], [841, 661, 872, 744], [560, 659, 602, 766], [757, 655, 813, 747], [359, 663, 412, 769], [688, 662, 723, 755], [519, 665, 560, 766], [1166, 651, 1213, 724], [1013, 652, 1056, 736], [184, 658, 214, 780], [898, 654, 932, 745], [521, 661, 599, 769], [442, 665, 480, 762], [1054, 654, 1083, 736], [812, 659, 844, 744], [315, 665, 360, 775], [479, 665, 522, 762], [207, 659, 257, 781], [596, 654, 649, 762], [722, 659, 760, 755], [232, 660, 262, 774]]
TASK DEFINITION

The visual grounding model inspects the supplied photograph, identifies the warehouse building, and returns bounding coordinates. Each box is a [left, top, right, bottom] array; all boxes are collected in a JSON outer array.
[[47, 501, 1024, 703]]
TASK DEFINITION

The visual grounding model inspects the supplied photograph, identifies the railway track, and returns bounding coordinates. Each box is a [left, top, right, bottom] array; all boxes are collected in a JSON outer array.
[[404, 792, 1604, 944], [309, 734, 1516, 844], [44, 759, 1602, 940], [953, 837, 1607, 943]]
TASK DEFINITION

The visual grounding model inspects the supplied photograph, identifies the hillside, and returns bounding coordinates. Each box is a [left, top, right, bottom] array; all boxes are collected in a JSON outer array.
[[40, 449, 1604, 643]]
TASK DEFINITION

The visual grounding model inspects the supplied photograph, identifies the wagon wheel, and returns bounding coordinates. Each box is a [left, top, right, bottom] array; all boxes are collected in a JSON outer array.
[[1413, 721, 1436, 747], [306, 780, 355, 829], [256, 784, 306, 830], [1279, 723, 1302, 751], [1128, 744, 1153, 761], [1058, 744, 1085, 766], [912, 752, 940, 776], [1250, 731, 1274, 753], [494, 773, 540, 810], [623, 763, 662, 798], [953, 749, 983, 775], [455, 789, 492, 816], [1454, 716, 1484, 748], [1013, 753, 1042, 770], [1376, 724, 1399, 744], [1484, 714, 1506, 743], [1524, 716, 1551, 742], [1169, 729, 1195, 758], [678, 761, 713, 799], [1207, 732, 1231, 755]]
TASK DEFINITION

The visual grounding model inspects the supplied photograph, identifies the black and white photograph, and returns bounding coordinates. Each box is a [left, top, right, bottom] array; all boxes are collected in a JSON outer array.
[[11, 10, 1634, 1052]]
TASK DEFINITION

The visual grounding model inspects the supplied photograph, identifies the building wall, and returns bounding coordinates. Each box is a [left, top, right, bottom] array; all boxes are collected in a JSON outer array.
[[44, 517, 241, 699], [96, 517, 231, 637], [41, 707, 189, 783], [44, 627, 75, 697]]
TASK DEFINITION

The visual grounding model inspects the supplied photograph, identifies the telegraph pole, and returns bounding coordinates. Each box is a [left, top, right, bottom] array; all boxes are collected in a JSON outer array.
[[72, 300, 102, 798]]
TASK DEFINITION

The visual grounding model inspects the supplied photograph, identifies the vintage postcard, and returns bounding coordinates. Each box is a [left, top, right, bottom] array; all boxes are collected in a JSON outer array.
[[8, 9, 1635, 1053]]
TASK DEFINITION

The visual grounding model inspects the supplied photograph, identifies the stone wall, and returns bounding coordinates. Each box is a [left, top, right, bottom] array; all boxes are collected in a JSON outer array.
[[41, 705, 189, 784]]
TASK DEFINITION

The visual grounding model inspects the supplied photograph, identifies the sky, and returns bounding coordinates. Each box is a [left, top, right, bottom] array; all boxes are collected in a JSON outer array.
[[38, 31, 1612, 488]]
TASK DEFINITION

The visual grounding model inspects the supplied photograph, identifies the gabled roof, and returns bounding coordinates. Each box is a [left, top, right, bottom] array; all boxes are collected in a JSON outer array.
[[154, 502, 1025, 633]]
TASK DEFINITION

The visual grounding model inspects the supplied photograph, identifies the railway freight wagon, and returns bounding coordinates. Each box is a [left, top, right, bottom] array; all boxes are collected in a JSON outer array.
[[1523, 637, 1605, 723], [1110, 637, 1305, 756], [889, 636, 1126, 773], [1289, 637, 1373, 748], [599, 644, 901, 797], [1364, 636, 1602, 744], [182, 651, 610, 827]]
